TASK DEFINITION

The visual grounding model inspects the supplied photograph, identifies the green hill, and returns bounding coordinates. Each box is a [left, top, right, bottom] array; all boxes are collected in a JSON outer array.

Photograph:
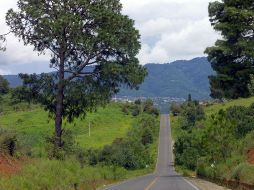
[[0, 101, 134, 153], [119, 57, 214, 99], [0, 95, 160, 190], [4, 57, 214, 100], [171, 97, 254, 187]]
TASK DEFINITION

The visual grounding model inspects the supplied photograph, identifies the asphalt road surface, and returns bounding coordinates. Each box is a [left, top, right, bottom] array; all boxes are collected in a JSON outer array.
[[102, 114, 200, 190]]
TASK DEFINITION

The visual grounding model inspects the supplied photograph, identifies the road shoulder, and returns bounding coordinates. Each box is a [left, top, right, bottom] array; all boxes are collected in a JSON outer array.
[[186, 177, 231, 190]]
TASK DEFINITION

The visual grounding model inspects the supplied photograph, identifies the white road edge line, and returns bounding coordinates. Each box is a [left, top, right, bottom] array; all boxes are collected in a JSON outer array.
[[182, 178, 200, 190], [169, 116, 200, 190]]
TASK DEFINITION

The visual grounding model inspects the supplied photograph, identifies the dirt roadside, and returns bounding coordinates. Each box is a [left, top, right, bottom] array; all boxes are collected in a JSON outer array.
[[187, 177, 231, 190]]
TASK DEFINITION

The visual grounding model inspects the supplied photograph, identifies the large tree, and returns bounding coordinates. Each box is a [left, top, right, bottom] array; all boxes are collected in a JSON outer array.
[[6, 0, 147, 147], [205, 0, 254, 99]]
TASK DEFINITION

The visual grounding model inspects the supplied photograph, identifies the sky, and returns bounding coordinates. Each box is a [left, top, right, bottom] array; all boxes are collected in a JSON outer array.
[[0, 0, 219, 75]]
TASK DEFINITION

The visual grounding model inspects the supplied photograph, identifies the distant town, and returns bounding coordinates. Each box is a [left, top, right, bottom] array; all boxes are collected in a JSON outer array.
[[112, 96, 186, 113]]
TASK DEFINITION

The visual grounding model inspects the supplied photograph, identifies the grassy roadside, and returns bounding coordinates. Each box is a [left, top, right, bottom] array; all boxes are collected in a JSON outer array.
[[171, 114, 195, 177], [0, 97, 160, 190], [204, 96, 254, 115], [170, 97, 254, 180]]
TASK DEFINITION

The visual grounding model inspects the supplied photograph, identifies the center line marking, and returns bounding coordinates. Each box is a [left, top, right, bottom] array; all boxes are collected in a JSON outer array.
[[144, 177, 159, 190]]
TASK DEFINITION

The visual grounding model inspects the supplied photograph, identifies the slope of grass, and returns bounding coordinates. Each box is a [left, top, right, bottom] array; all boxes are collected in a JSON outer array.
[[0, 158, 152, 190], [204, 96, 254, 115], [171, 97, 254, 184], [0, 103, 134, 154]]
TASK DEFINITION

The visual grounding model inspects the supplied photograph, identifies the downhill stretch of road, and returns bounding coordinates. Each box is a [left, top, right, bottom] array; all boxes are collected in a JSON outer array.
[[102, 114, 200, 190]]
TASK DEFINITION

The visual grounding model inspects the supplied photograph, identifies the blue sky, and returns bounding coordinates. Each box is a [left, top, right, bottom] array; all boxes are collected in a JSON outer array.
[[0, 0, 218, 75]]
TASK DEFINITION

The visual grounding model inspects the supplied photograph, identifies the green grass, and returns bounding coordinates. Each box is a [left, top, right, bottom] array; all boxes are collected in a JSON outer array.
[[0, 103, 134, 154], [0, 158, 151, 190], [0, 97, 160, 190], [204, 96, 254, 115], [170, 115, 180, 141], [171, 97, 254, 184]]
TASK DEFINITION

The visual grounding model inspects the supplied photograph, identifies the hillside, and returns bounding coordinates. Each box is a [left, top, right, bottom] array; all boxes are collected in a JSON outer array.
[[119, 57, 214, 99], [171, 97, 254, 189], [0, 95, 160, 189], [4, 57, 214, 100]]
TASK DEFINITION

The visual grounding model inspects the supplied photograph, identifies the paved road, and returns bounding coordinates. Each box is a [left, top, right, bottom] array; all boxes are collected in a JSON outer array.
[[102, 114, 200, 190]]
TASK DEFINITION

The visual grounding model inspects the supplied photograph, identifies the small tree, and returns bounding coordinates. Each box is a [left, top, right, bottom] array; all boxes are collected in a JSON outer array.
[[0, 75, 9, 95], [6, 0, 147, 148]]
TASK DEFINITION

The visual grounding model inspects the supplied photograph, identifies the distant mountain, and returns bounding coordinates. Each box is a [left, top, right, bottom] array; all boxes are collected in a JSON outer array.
[[119, 57, 214, 100], [4, 75, 22, 88], [3, 57, 214, 100]]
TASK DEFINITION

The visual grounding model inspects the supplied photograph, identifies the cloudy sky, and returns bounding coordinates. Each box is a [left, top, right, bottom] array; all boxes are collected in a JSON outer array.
[[0, 0, 219, 75]]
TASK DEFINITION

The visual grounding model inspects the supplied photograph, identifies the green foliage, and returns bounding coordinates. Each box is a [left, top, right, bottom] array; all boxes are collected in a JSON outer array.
[[6, 0, 147, 147], [170, 102, 182, 116], [173, 97, 254, 185], [0, 128, 17, 156], [141, 128, 153, 146], [0, 75, 9, 95], [205, 110, 236, 162], [0, 159, 129, 190], [226, 105, 254, 138], [179, 101, 205, 130], [231, 163, 254, 185], [121, 99, 159, 117], [0, 102, 135, 155], [90, 113, 159, 170], [205, 0, 254, 99], [46, 129, 77, 160], [204, 96, 254, 115]]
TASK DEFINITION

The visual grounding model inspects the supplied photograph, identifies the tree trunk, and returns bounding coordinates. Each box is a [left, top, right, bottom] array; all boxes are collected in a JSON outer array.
[[55, 54, 65, 147]]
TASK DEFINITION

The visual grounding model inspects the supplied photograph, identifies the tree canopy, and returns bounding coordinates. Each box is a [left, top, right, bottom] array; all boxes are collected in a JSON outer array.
[[0, 35, 6, 51], [205, 0, 254, 99], [0, 75, 9, 95], [6, 0, 147, 147]]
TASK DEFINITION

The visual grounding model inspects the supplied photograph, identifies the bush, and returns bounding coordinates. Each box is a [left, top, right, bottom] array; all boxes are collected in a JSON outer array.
[[141, 128, 153, 146], [0, 128, 17, 156], [226, 105, 254, 138], [231, 163, 254, 184], [94, 113, 158, 170], [132, 105, 140, 116], [46, 129, 77, 160], [171, 103, 182, 116]]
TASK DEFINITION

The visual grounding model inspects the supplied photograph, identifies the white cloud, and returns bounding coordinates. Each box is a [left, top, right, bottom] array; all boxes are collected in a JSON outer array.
[[0, 0, 219, 74], [0, 68, 11, 75], [0, 0, 49, 70], [121, 0, 219, 64]]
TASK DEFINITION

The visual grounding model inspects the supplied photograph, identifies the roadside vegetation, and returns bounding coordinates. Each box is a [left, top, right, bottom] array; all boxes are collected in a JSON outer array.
[[171, 97, 254, 186], [0, 87, 159, 190]]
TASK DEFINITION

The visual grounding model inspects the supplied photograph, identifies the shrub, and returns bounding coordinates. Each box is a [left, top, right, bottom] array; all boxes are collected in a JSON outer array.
[[132, 105, 140, 116], [46, 129, 77, 160], [0, 128, 17, 156], [141, 128, 153, 146], [231, 163, 254, 184], [171, 103, 182, 116]]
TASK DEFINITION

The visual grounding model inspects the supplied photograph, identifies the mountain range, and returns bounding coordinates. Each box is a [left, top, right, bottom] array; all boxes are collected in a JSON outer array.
[[3, 57, 214, 100]]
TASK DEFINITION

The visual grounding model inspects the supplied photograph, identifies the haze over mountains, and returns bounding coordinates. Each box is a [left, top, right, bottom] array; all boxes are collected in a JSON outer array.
[[120, 57, 214, 99], [4, 57, 214, 100]]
